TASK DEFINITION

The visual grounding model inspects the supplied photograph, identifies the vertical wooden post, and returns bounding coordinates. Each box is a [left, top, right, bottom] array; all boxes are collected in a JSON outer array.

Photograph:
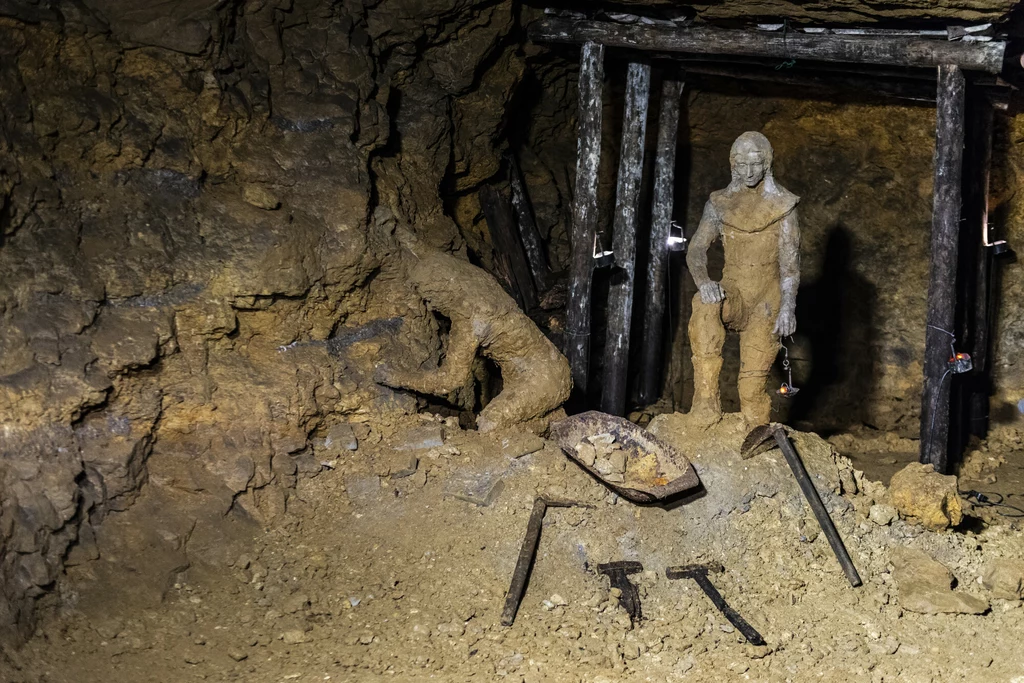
[[480, 185, 537, 312], [968, 102, 994, 438], [566, 41, 605, 395], [506, 151, 552, 293], [601, 60, 652, 416], [638, 77, 684, 406], [920, 64, 965, 473]]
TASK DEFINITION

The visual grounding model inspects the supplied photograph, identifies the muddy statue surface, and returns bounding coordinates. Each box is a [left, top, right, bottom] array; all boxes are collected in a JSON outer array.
[[377, 234, 572, 432], [686, 132, 801, 427]]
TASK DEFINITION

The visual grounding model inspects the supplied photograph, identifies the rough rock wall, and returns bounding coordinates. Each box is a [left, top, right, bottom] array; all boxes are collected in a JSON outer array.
[[0, 0, 531, 643]]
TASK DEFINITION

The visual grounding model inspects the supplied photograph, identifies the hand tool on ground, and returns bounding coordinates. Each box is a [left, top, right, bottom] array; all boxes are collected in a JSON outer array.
[[666, 562, 765, 646], [500, 497, 589, 627], [597, 561, 644, 624], [741, 423, 862, 587]]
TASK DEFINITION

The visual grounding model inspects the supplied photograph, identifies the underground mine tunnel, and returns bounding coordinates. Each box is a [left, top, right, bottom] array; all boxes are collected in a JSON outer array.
[[3, 0, 1024, 680]]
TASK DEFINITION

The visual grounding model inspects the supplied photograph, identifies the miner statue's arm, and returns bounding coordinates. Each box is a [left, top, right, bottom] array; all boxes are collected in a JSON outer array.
[[686, 200, 725, 305], [773, 209, 800, 338]]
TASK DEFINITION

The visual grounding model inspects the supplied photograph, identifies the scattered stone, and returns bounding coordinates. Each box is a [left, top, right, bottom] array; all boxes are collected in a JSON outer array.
[[868, 504, 898, 526], [892, 548, 988, 614], [444, 470, 505, 507], [358, 633, 374, 645], [867, 635, 900, 655], [228, 650, 248, 662], [577, 442, 597, 467], [345, 475, 381, 504], [281, 629, 310, 644], [607, 450, 626, 474], [981, 559, 1024, 600], [549, 594, 568, 606], [502, 433, 545, 459], [384, 452, 419, 478], [242, 183, 281, 210], [394, 425, 445, 451], [888, 463, 962, 531], [589, 433, 615, 447], [325, 423, 358, 452]]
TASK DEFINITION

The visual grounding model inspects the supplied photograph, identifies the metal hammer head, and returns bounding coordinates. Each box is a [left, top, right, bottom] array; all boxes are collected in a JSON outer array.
[[598, 561, 643, 577], [740, 423, 784, 460], [665, 562, 725, 581]]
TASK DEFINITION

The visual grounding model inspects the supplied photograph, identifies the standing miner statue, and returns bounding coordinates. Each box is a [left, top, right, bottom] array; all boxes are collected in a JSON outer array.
[[686, 131, 800, 428]]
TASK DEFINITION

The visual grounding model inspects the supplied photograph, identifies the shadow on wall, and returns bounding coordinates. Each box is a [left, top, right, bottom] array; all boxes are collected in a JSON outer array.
[[789, 224, 878, 430]]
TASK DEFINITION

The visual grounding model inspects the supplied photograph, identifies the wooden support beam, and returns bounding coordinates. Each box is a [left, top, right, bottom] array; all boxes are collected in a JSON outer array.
[[638, 77, 684, 406], [566, 41, 605, 395], [967, 101, 995, 438], [530, 18, 1007, 74], [601, 60, 651, 416], [480, 185, 537, 312], [920, 64, 966, 473], [505, 151, 552, 293]]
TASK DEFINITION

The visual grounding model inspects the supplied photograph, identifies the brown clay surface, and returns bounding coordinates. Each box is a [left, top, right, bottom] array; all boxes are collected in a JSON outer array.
[[6, 413, 1024, 682]]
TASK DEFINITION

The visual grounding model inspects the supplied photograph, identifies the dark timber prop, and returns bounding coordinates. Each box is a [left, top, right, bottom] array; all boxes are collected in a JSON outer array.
[[530, 18, 1007, 74], [601, 60, 651, 416], [742, 424, 863, 588], [638, 77, 684, 405], [505, 151, 552, 293], [480, 184, 537, 312], [566, 41, 605, 394], [920, 65, 966, 474]]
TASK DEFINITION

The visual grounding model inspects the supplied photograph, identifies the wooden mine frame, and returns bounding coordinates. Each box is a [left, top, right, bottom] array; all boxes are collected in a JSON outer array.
[[530, 15, 1014, 473]]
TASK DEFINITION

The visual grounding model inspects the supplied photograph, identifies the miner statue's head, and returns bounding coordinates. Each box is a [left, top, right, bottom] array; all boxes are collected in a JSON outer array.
[[729, 131, 774, 189]]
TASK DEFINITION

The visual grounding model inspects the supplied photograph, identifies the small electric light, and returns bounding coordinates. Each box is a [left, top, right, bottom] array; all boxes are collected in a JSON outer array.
[[592, 234, 615, 269], [667, 221, 687, 252], [776, 343, 800, 397], [948, 351, 973, 374]]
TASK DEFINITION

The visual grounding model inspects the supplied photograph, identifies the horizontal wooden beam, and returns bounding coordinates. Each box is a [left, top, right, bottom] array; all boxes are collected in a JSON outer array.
[[530, 18, 1007, 74]]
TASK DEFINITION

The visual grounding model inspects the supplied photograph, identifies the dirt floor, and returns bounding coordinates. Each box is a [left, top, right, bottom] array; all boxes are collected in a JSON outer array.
[[3, 413, 1024, 683]]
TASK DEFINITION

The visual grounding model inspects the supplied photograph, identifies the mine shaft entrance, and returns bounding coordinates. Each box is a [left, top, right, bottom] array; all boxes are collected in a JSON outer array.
[[529, 15, 1017, 473]]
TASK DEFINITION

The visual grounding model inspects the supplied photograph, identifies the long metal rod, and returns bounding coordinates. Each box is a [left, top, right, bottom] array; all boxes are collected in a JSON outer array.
[[639, 77, 684, 405], [773, 429, 863, 587], [530, 18, 1006, 74], [566, 41, 605, 395], [600, 60, 651, 415], [920, 64, 966, 473]]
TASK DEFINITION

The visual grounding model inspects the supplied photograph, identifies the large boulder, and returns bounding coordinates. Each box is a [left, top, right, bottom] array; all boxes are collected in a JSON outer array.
[[888, 463, 963, 531]]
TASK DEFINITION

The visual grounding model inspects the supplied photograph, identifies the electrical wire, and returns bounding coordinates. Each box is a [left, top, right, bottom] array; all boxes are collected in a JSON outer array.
[[961, 490, 1024, 518]]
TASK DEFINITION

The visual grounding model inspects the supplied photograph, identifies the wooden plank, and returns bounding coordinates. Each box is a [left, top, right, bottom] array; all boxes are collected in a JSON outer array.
[[638, 77, 684, 406], [601, 60, 652, 416], [505, 151, 552, 292], [530, 18, 1007, 74], [480, 184, 537, 312], [566, 41, 605, 394], [920, 64, 966, 473]]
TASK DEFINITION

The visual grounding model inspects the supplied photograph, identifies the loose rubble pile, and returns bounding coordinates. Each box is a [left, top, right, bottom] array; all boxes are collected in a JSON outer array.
[[4, 412, 1024, 682], [576, 433, 627, 483]]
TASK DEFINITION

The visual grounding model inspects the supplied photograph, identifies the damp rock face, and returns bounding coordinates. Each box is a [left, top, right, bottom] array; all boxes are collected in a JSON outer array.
[[887, 463, 963, 531], [0, 0, 538, 643]]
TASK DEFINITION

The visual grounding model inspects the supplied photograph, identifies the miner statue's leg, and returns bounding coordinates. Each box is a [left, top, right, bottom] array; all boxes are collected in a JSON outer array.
[[738, 319, 780, 426], [688, 293, 726, 425]]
